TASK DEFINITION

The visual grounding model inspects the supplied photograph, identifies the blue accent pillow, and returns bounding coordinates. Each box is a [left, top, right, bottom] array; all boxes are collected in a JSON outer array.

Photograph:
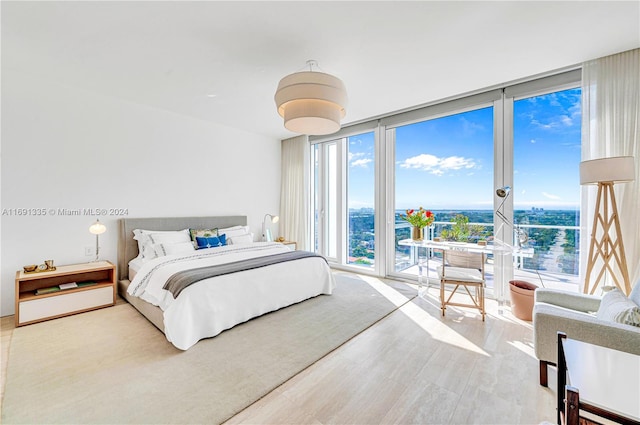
[[195, 234, 227, 249]]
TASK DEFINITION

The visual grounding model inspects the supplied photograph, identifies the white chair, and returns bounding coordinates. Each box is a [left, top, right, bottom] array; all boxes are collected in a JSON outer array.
[[437, 250, 486, 321]]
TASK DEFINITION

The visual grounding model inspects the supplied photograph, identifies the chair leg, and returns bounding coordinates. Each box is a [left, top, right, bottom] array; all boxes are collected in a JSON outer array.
[[440, 281, 446, 316], [480, 285, 485, 321], [539, 360, 548, 387]]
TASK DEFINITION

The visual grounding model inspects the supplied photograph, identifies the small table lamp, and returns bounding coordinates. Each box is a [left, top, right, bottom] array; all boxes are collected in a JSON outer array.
[[89, 219, 107, 262], [580, 156, 635, 295], [262, 214, 279, 242]]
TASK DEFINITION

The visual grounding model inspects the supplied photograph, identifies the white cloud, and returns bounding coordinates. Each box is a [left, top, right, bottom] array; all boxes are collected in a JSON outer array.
[[351, 158, 372, 168], [349, 152, 373, 168], [542, 192, 561, 200], [400, 154, 477, 176], [530, 139, 536, 144]]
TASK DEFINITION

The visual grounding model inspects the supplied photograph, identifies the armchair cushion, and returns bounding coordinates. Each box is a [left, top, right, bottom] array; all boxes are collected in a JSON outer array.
[[596, 289, 640, 327]]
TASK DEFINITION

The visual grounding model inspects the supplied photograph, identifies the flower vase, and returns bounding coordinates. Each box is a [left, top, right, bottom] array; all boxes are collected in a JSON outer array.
[[411, 226, 424, 241]]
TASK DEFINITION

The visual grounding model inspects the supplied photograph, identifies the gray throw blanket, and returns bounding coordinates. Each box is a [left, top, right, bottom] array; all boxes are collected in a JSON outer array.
[[163, 250, 327, 297]]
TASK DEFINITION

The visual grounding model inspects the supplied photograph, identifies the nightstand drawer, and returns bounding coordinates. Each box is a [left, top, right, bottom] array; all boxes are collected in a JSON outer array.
[[18, 285, 114, 325]]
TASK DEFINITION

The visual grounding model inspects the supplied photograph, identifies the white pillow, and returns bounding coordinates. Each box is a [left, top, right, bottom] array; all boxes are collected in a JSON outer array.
[[596, 289, 640, 327], [228, 233, 254, 245], [133, 229, 190, 260], [153, 241, 195, 258], [218, 225, 250, 238]]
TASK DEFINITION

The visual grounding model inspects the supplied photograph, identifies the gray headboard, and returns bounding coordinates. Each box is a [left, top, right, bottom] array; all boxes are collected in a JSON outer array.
[[117, 216, 247, 281]]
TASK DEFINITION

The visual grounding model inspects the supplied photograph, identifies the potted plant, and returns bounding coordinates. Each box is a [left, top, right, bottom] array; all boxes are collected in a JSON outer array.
[[440, 213, 486, 242], [401, 207, 435, 241]]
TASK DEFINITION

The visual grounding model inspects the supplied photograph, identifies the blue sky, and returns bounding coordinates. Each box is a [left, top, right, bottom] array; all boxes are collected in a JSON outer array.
[[347, 88, 582, 211]]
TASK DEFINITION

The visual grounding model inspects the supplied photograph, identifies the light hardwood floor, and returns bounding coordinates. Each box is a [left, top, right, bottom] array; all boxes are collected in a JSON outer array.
[[1, 275, 557, 424]]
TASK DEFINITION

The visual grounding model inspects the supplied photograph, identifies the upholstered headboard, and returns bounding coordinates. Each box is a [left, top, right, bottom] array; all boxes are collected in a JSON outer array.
[[117, 216, 247, 281]]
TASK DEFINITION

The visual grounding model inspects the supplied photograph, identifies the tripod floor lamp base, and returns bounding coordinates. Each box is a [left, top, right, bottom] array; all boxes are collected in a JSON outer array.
[[580, 156, 635, 296], [583, 181, 631, 295]]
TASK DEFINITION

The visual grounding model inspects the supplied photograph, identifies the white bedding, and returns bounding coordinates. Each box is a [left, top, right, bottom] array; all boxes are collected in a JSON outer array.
[[127, 242, 335, 350], [128, 257, 145, 281]]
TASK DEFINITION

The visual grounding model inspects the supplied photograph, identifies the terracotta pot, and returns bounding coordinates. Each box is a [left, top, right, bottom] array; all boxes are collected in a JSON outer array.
[[509, 280, 538, 321], [411, 226, 424, 241]]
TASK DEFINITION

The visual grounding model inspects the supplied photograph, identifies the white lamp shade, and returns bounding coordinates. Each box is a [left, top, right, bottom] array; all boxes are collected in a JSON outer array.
[[275, 71, 347, 135], [272, 215, 280, 224], [89, 220, 107, 235], [580, 156, 635, 185]]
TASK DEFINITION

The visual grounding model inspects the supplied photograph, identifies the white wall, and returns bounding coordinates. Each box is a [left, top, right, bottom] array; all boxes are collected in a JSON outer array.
[[1, 72, 281, 316]]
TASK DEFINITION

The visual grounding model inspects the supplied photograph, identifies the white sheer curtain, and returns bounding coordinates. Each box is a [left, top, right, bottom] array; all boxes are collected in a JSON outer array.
[[280, 135, 310, 250], [581, 48, 640, 292]]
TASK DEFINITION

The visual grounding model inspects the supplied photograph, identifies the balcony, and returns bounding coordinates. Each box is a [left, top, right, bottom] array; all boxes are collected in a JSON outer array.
[[394, 221, 581, 294]]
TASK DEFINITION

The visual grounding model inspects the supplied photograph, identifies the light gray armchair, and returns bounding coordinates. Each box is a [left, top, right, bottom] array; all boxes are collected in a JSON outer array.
[[533, 287, 640, 386]]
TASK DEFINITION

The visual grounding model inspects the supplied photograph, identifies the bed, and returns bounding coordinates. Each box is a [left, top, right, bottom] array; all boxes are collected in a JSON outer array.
[[117, 216, 335, 350]]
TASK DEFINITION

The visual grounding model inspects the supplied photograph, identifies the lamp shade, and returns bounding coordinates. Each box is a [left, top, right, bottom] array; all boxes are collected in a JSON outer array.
[[274, 70, 347, 135], [89, 220, 106, 235], [580, 156, 635, 185]]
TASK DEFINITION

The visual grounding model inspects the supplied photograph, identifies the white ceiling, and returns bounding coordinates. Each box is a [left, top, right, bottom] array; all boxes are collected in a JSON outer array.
[[3, 1, 639, 140]]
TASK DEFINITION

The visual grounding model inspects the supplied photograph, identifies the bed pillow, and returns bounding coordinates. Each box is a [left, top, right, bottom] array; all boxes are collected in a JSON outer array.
[[189, 228, 218, 244], [134, 229, 191, 260], [153, 241, 196, 258], [195, 234, 227, 249], [144, 230, 191, 259], [218, 225, 251, 238], [596, 289, 640, 327], [227, 233, 253, 245]]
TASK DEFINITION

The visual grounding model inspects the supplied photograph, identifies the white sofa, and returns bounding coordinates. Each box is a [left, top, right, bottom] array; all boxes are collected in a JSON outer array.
[[533, 284, 640, 386]]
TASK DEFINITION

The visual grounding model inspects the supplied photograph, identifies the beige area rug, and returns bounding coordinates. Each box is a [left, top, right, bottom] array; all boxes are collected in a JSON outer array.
[[2, 274, 415, 425]]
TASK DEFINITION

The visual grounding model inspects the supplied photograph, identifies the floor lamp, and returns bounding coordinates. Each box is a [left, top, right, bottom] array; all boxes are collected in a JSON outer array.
[[580, 156, 635, 295], [492, 186, 511, 313], [495, 186, 528, 249]]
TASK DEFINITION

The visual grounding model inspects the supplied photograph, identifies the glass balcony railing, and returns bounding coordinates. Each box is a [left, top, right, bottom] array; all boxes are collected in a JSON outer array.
[[394, 220, 581, 292]]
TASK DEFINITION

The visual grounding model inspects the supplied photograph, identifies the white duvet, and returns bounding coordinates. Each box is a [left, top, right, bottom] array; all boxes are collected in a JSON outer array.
[[128, 242, 335, 350]]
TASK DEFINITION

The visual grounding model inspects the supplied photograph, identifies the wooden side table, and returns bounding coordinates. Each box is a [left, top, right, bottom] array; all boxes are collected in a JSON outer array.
[[15, 261, 116, 326]]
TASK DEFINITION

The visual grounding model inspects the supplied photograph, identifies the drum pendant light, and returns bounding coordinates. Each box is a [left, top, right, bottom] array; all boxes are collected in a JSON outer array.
[[274, 60, 347, 135]]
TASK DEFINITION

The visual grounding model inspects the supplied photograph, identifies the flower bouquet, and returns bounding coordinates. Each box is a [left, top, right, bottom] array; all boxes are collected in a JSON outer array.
[[401, 207, 435, 241]]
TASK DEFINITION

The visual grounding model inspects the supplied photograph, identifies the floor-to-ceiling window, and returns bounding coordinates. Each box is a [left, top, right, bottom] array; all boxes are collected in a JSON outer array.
[[347, 132, 375, 267], [313, 141, 340, 261], [310, 70, 581, 294], [512, 87, 582, 287], [393, 107, 494, 280], [312, 130, 376, 269]]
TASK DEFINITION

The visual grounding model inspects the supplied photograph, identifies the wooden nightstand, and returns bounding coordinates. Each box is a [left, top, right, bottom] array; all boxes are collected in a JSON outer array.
[[15, 261, 116, 327], [279, 241, 297, 250]]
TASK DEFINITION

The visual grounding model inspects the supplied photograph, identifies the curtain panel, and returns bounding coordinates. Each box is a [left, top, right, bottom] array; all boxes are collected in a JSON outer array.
[[581, 48, 640, 292], [280, 135, 310, 250]]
